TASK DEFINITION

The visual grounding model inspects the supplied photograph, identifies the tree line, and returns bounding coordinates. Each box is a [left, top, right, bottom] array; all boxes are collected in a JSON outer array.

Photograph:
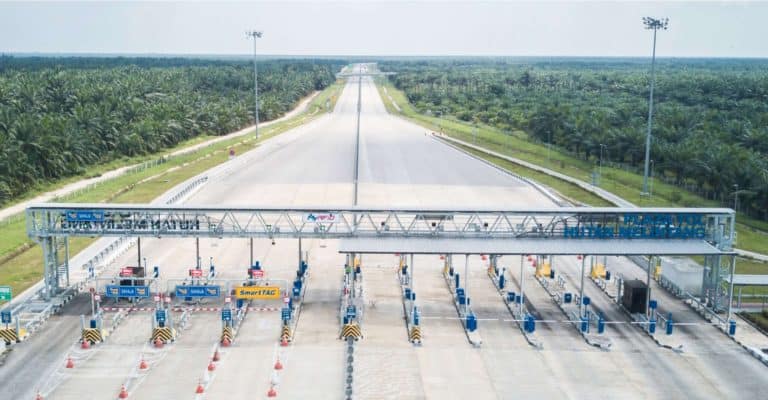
[[382, 58, 768, 220], [0, 56, 343, 205]]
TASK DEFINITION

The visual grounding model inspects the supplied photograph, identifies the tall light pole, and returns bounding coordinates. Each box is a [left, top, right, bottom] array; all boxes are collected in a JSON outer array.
[[246, 30, 263, 140], [641, 17, 668, 196], [354, 64, 362, 206], [599, 143, 606, 179]]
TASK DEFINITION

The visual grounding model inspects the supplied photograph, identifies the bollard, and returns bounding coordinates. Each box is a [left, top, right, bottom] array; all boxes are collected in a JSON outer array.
[[466, 313, 477, 332], [729, 320, 737, 336], [580, 317, 589, 333], [507, 291, 515, 303], [550, 269, 555, 279], [499, 274, 505, 290], [454, 273, 460, 289], [449, 266, 454, 276], [649, 318, 657, 334], [666, 318, 674, 335], [597, 316, 605, 334], [605, 270, 611, 281], [404, 287, 412, 300]]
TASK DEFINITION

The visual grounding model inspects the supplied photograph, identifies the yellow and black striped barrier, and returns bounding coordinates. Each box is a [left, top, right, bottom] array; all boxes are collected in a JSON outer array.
[[151, 327, 175, 343], [0, 328, 19, 344], [221, 326, 234, 344], [281, 325, 292, 342], [340, 323, 362, 340], [409, 326, 422, 343], [82, 328, 103, 344]]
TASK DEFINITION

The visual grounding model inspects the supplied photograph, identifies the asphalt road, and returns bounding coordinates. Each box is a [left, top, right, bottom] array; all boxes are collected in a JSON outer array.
[[3, 65, 767, 399]]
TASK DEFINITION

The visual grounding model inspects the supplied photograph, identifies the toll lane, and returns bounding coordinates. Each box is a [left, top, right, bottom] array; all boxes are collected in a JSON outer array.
[[410, 255, 496, 400], [352, 254, 425, 400]]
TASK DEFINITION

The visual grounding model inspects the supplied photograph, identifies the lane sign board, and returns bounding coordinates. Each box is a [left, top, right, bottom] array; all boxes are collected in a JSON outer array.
[[65, 210, 105, 223], [189, 269, 203, 278], [1, 310, 11, 324], [0, 286, 12, 301], [250, 269, 264, 278], [105, 285, 150, 298], [175, 285, 221, 298], [221, 309, 232, 322], [155, 310, 166, 323], [234, 286, 281, 300]]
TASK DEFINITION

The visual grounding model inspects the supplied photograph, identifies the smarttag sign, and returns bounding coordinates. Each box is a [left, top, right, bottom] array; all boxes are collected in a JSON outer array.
[[175, 285, 221, 298], [105, 285, 150, 298], [234, 286, 281, 300]]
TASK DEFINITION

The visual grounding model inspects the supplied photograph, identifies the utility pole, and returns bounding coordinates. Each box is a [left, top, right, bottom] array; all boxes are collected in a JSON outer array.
[[246, 30, 263, 140], [641, 17, 668, 196]]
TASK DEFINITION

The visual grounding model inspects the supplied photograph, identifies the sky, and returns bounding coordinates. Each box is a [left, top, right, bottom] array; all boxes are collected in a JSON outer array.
[[1, 1, 766, 58]]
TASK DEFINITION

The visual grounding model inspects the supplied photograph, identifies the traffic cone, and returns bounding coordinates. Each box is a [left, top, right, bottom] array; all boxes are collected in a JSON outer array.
[[267, 385, 277, 397], [221, 337, 231, 347], [118, 385, 129, 399], [274, 357, 283, 370], [139, 358, 148, 370], [154, 338, 164, 348], [280, 336, 289, 347], [212, 349, 221, 362], [35, 391, 43, 400], [65, 356, 74, 369], [207, 359, 216, 372], [195, 380, 204, 394], [81, 340, 90, 349]]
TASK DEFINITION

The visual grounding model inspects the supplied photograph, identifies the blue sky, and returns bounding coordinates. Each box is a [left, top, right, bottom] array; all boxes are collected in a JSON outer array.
[[1, 1, 766, 57]]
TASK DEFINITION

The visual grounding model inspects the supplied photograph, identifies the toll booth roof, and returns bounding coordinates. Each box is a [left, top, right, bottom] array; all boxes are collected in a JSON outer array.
[[722, 275, 768, 286], [338, 237, 732, 256]]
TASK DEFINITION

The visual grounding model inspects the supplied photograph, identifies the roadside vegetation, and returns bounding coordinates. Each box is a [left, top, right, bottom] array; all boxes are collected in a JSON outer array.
[[0, 56, 344, 206], [0, 78, 345, 300], [374, 59, 768, 255]]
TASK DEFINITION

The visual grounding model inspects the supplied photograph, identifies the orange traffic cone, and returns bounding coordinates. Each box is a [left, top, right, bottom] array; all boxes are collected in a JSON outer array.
[[154, 338, 164, 348], [274, 357, 283, 370], [212, 349, 221, 362], [81, 340, 90, 349], [280, 336, 289, 347], [221, 337, 231, 347], [65, 356, 74, 369], [118, 385, 129, 399], [139, 358, 148, 370], [267, 385, 277, 397], [195, 380, 205, 394], [207, 359, 216, 372]]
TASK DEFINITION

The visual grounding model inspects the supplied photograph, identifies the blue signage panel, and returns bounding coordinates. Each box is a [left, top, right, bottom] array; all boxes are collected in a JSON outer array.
[[65, 210, 105, 223], [221, 309, 232, 322], [174, 285, 221, 298], [1, 310, 11, 324], [105, 285, 151, 298]]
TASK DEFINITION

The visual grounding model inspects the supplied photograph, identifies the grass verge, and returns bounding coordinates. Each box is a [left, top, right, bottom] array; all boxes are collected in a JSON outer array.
[[0, 81, 345, 301], [375, 79, 768, 254]]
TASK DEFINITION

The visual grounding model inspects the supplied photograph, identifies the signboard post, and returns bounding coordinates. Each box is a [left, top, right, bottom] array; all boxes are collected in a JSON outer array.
[[0, 286, 13, 302]]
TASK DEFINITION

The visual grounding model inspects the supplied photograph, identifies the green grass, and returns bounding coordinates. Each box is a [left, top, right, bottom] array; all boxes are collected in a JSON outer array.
[[739, 310, 768, 332], [376, 79, 768, 255], [0, 81, 345, 302]]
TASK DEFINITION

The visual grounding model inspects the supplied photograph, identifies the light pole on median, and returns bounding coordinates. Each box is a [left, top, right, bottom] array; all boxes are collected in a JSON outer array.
[[246, 30, 263, 140], [641, 17, 668, 196]]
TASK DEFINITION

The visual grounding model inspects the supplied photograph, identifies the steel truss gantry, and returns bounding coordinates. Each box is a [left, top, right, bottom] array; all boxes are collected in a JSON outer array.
[[27, 203, 735, 306]]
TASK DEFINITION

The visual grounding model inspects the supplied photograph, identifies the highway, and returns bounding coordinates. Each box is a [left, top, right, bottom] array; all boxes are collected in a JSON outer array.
[[2, 64, 767, 399]]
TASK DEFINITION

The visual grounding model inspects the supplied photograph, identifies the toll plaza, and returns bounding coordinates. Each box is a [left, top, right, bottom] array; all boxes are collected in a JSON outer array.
[[22, 204, 741, 349]]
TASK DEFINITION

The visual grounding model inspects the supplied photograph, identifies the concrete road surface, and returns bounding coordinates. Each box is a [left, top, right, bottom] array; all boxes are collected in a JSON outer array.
[[3, 65, 767, 399]]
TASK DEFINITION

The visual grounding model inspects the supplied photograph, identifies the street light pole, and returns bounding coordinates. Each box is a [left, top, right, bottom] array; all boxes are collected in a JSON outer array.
[[733, 184, 739, 213], [246, 30, 263, 140], [599, 143, 606, 180], [354, 65, 362, 206], [641, 17, 668, 196]]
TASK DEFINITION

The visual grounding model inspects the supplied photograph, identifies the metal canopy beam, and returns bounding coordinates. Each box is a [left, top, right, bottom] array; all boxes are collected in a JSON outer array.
[[337, 237, 732, 256]]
